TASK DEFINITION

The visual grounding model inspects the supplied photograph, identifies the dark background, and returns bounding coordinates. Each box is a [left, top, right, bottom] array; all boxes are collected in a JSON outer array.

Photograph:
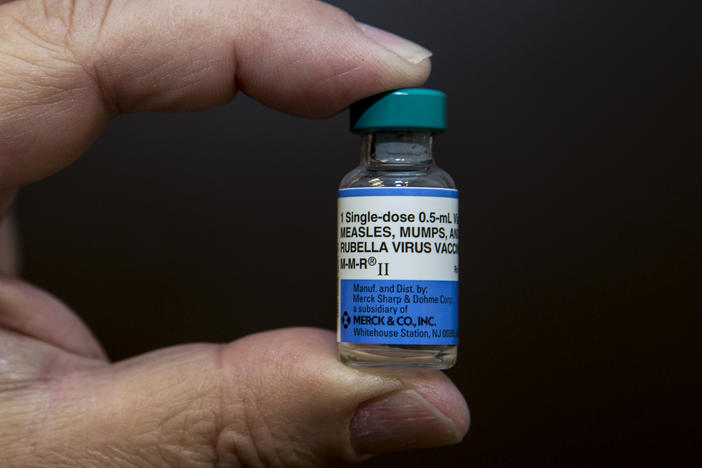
[[15, 1, 700, 466]]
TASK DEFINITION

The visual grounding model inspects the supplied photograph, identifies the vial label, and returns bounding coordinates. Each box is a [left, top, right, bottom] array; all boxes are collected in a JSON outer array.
[[337, 187, 459, 345]]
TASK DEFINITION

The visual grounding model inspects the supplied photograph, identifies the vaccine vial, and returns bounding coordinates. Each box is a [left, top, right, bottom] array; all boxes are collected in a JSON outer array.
[[337, 89, 459, 369]]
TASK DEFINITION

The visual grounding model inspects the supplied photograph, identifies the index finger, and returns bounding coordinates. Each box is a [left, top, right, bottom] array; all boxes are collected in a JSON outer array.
[[0, 0, 431, 193]]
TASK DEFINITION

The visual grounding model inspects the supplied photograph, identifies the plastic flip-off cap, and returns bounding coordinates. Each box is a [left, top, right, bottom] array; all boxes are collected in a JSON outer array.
[[350, 88, 447, 134]]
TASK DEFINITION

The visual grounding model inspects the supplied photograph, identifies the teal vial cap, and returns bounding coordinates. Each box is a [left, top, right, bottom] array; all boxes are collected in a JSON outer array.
[[350, 88, 447, 134]]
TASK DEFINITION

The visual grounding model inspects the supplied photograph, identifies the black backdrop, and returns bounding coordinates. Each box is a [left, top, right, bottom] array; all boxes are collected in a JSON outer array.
[[16, 1, 700, 466]]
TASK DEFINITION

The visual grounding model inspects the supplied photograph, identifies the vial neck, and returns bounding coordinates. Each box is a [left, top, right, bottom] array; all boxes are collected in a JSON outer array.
[[363, 131, 434, 168]]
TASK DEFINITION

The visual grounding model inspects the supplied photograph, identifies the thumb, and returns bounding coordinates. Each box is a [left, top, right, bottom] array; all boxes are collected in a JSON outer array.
[[0, 0, 431, 188], [6, 329, 469, 466]]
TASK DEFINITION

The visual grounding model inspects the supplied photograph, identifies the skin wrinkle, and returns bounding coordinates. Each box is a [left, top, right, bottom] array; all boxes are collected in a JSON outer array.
[[237, 338, 335, 466], [212, 344, 229, 467], [66, 0, 75, 34], [89, 346, 221, 466], [0, 47, 57, 71], [45, 2, 126, 115], [0, 5, 100, 162], [316, 61, 368, 104], [213, 346, 258, 468], [76, 10, 134, 117], [80, 39, 129, 116], [244, 339, 295, 467], [7, 2, 75, 56], [242, 366, 273, 467], [140, 62, 218, 112], [39, 0, 48, 20], [96, 0, 113, 40], [0, 83, 90, 113], [92, 42, 193, 112], [82, 59, 117, 116], [102, 446, 157, 468], [23, 0, 99, 56], [2, 384, 48, 461], [15, 367, 106, 463], [12, 18, 61, 52], [153, 385, 219, 466]]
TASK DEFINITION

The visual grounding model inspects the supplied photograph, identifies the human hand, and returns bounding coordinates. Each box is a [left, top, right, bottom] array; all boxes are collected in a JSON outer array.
[[0, 0, 469, 466]]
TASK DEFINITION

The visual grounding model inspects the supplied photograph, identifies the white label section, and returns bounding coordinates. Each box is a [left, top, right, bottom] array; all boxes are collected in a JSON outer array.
[[338, 188, 458, 282]]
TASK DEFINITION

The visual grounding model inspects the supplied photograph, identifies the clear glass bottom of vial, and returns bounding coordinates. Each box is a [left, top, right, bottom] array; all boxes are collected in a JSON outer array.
[[339, 343, 457, 369]]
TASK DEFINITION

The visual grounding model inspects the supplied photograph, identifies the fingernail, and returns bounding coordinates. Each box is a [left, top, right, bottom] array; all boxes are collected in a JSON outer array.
[[358, 23, 432, 65], [350, 390, 462, 455]]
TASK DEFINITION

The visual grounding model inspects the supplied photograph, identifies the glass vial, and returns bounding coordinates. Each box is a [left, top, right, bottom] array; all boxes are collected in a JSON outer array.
[[337, 89, 459, 369]]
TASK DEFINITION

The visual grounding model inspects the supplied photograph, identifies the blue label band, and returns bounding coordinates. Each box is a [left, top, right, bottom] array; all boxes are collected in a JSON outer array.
[[338, 187, 458, 198], [339, 279, 459, 345]]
